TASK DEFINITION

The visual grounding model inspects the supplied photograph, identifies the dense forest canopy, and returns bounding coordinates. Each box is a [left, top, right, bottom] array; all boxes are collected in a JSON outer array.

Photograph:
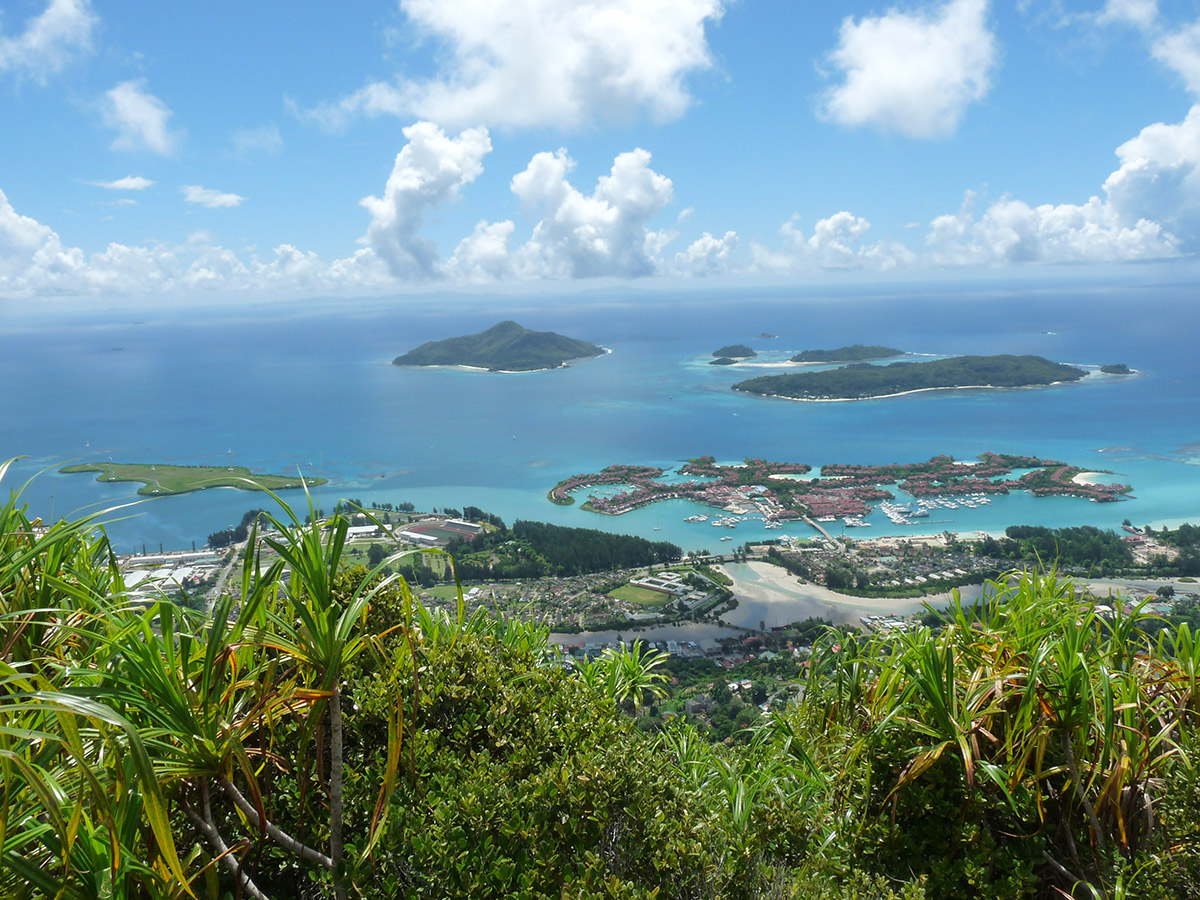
[[392, 320, 604, 372], [735, 354, 1088, 400]]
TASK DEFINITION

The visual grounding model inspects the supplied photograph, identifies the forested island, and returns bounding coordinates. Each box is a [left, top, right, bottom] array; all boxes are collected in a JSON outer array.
[[1101, 363, 1134, 374], [712, 344, 756, 358], [789, 343, 902, 363], [392, 320, 604, 372], [734, 354, 1088, 400], [59, 462, 326, 496]]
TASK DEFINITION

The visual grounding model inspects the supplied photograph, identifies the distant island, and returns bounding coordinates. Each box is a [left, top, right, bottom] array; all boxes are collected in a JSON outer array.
[[60, 462, 326, 496], [1101, 363, 1133, 375], [392, 321, 604, 372], [709, 357, 738, 366], [713, 344, 756, 358], [734, 354, 1088, 401], [759, 333, 778, 339], [790, 344, 903, 364]]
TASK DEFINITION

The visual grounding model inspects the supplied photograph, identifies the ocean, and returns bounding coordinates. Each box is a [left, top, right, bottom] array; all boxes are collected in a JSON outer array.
[[3, 280, 1199, 554]]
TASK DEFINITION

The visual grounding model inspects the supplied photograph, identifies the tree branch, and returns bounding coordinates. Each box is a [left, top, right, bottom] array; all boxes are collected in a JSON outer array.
[[218, 774, 333, 869], [182, 789, 270, 900]]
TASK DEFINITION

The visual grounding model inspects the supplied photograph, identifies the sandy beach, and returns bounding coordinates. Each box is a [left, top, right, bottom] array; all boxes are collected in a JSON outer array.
[[718, 560, 980, 626]]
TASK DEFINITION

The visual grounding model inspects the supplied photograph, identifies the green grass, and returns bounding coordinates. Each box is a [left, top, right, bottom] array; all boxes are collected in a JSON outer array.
[[425, 584, 464, 601], [609, 584, 673, 607], [59, 463, 327, 496]]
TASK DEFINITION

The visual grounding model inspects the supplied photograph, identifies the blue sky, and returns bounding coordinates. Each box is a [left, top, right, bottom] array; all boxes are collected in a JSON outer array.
[[2, 0, 1200, 301]]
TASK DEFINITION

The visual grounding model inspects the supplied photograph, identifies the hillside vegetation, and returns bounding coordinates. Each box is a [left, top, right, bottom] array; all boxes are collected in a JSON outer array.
[[789, 344, 903, 363], [392, 321, 604, 372], [3, 462, 1200, 899], [735, 354, 1088, 400]]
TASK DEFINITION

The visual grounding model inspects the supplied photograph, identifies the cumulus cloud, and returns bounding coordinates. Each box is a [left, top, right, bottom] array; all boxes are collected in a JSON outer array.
[[89, 175, 154, 191], [0, 0, 96, 83], [446, 220, 516, 282], [753, 213, 917, 272], [182, 186, 246, 209], [925, 190, 1176, 264], [0, 187, 395, 299], [674, 231, 738, 276], [820, 0, 997, 139], [507, 147, 674, 278], [102, 80, 178, 155], [359, 121, 491, 279], [305, 0, 724, 130]]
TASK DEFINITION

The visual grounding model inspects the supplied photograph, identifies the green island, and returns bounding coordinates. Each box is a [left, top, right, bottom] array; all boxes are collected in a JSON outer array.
[[735, 353, 1087, 400], [392, 320, 604, 372], [789, 343, 903, 363], [548, 452, 1130, 522], [712, 343, 756, 358], [1101, 362, 1134, 374], [59, 462, 326, 496]]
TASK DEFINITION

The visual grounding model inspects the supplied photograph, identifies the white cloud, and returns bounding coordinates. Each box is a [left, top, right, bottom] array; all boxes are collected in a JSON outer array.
[[0, 186, 395, 299], [102, 80, 178, 155], [89, 175, 154, 191], [182, 186, 246, 209], [1102, 103, 1200, 249], [752, 213, 917, 272], [674, 231, 738, 275], [232, 123, 283, 156], [0, 0, 96, 83], [359, 121, 491, 279], [820, 0, 997, 139], [1097, 0, 1158, 29], [925, 190, 1176, 264], [510, 147, 674, 278], [305, 0, 724, 130], [1153, 21, 1200, 94], [446, 220, 516, 282]]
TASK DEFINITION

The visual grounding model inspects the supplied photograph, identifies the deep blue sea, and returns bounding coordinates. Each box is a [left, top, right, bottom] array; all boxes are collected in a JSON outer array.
[[3, 281, 1199, 554]]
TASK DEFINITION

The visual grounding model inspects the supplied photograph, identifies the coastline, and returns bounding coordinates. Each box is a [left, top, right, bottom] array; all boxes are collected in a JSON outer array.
[[395, 347, 609, 375], [741, 379, 1078, 403], [720, 560, 975, 625]]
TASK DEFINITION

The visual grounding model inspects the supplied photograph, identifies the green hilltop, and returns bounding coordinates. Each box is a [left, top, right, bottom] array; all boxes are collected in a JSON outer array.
[[392, 320, 604, 372], [790, 343, 903, 363]]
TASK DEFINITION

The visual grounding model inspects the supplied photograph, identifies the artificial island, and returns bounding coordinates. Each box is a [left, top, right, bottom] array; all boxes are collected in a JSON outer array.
[[733, 353, 1088, 400], [392, 320, 604, 372], [59, 462, 326, 496], [549, 452, 1131, 529]]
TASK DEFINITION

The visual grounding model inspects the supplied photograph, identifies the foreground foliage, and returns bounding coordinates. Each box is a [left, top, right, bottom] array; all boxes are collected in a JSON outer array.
[[2, 463, 1199, 898]]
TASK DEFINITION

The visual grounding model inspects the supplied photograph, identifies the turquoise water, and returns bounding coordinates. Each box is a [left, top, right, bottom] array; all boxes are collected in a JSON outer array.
[[2, 283, 1198, 553]]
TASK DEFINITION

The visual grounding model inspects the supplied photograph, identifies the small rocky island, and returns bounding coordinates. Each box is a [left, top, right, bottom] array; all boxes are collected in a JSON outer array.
[[734, 354, 1087, 401], [790, 344, 903, 364], [1101, 363, 1133, 375], [392, 321, 604, 372]]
